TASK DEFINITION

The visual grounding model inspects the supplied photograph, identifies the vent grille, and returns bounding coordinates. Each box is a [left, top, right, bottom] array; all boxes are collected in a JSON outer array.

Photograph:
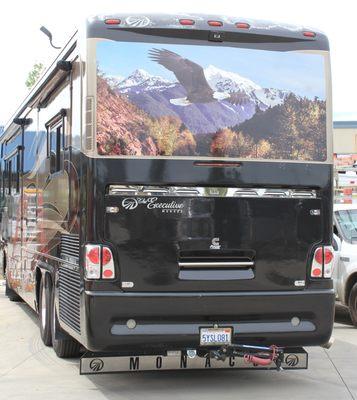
[[85, 96, 94, 151], [58, 266, 81, 334], [61, 234, 79, 261]]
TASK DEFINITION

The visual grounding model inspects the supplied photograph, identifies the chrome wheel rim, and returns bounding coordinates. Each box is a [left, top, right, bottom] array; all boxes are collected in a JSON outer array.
[[41, 282, 46, 330]]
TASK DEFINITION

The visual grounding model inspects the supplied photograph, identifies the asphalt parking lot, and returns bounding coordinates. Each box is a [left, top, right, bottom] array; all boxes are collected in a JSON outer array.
[[1, 282, 357, 400]]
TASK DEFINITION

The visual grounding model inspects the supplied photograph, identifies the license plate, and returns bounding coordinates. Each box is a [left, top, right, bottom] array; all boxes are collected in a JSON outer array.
[[200, 327, 232, 346]]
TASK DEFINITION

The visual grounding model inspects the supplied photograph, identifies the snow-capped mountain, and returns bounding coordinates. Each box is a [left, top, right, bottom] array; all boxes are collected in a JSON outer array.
[[253, 87, 290, 108], [204, 65, 261, 94], [203, 65, 289, 108], [106, 66, 291, 134], [106, 75, 124, 90], [113, 66, 290, 108], [117, 69, 174, 93]]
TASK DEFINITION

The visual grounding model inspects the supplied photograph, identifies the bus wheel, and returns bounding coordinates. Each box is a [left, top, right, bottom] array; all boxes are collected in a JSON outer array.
[[51, 286, 80, 358], [348, 282, 357, 327], [39, 274, 53, 346]]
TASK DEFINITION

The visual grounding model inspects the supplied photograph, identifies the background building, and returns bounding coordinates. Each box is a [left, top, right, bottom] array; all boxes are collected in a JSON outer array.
[[333, 121, 357, 154], [333, 121, 357, 203]]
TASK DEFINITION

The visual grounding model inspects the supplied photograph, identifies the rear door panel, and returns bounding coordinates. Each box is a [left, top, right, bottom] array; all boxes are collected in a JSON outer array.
[[104, 191, 322, 292]]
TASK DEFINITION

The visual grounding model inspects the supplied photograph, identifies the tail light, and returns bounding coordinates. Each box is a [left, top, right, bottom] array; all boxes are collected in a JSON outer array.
[[102, 247, 115, 279], [85, 245, 101, 279], [84, 244, 115, 280], [323, 247, 334, 278], [311, 246, 334, 279]]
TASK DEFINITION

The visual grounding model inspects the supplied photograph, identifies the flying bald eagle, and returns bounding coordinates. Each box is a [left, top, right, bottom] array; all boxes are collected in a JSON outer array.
[[148, 48, 250, 107]]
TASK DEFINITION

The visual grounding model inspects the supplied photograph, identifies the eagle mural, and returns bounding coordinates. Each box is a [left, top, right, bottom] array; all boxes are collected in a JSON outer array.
[[148, 48, 250, 106]]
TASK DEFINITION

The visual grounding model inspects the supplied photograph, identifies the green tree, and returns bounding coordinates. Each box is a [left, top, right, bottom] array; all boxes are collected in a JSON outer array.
[[25, 63, 44, 89], [148, 115, 183, 155]]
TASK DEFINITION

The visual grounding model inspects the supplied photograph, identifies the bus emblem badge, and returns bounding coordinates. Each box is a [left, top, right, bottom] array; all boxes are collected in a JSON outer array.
[[125, 16, 151, 28], [89, 359, 104, 372], [285, 354, 299, 367], [122, 198, 138, 210], [210, 237, 221, 250]]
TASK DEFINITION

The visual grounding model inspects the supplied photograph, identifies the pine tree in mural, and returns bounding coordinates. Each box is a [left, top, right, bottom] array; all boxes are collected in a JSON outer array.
[[236, 94, 326, 161]]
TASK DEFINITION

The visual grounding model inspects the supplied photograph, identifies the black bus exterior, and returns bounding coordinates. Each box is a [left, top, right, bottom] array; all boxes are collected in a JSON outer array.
[[0, 14, 334, 370]]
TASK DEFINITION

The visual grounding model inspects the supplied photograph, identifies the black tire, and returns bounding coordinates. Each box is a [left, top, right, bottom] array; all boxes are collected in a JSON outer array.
[[39, 274, 52, 346], [51, 284, 80, 358], [348, 282, 357, 327], [0, 250, 5, 279]]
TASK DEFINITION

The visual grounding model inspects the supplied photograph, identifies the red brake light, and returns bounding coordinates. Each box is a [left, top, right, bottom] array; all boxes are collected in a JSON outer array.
[[236, 22, 250, 29], [324, 248, 333, 264], [312, 267, 322, 277], [103, 269, 114, 278], [208, 21, 223, 27], [314, 247, 323, 264], [87, 247, 100, 264], [303, 31, 316, 38], [102, 247, 112, 265], [179, 19, 195, 26]]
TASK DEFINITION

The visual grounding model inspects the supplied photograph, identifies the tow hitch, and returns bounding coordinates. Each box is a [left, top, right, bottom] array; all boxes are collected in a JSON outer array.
[[80, 346, 307, 374], [206, 344, 284, 371]]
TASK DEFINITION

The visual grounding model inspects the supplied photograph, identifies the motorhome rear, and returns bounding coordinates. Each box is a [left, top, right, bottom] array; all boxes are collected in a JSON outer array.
[[0, 14, 334, 373]]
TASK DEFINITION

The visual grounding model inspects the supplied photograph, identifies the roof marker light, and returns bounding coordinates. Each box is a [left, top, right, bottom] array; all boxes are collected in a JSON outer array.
[[236, 22, 250, 29], [105, 19, 121, 25], [208, 20, 223, 27], [179, 19, 195, 26], [303, 31, 316, 38]]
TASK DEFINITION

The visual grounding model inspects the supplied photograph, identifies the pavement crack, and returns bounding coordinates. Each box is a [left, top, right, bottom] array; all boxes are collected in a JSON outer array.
[[324, 348, 355, 400]]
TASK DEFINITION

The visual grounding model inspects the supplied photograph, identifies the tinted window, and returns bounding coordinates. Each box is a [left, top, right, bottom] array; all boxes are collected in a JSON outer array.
[[48, 124, 64, 173], [96, 40, 327, 161]]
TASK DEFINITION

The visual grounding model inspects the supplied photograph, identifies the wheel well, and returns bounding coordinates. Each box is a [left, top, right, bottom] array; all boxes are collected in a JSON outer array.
[[345, 272, 357, 304], [35, 268, 42, 311]]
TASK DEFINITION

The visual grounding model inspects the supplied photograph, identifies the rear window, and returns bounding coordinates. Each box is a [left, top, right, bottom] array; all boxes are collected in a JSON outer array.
[[96, 40, 327, 161]]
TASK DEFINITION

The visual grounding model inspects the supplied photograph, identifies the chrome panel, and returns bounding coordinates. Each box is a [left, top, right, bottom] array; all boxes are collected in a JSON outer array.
[[108, 185, 317, 199], [179, 261, 254, 269], [81, 348, 308, 374]]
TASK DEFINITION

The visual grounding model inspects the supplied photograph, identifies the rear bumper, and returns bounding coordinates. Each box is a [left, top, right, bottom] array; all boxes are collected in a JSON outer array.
[[81, 289, 335, 353]]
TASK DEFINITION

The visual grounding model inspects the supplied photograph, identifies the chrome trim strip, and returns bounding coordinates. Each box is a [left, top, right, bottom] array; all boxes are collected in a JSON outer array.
[[179, 261, 254, 268], [108, 185, 317, 199]]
